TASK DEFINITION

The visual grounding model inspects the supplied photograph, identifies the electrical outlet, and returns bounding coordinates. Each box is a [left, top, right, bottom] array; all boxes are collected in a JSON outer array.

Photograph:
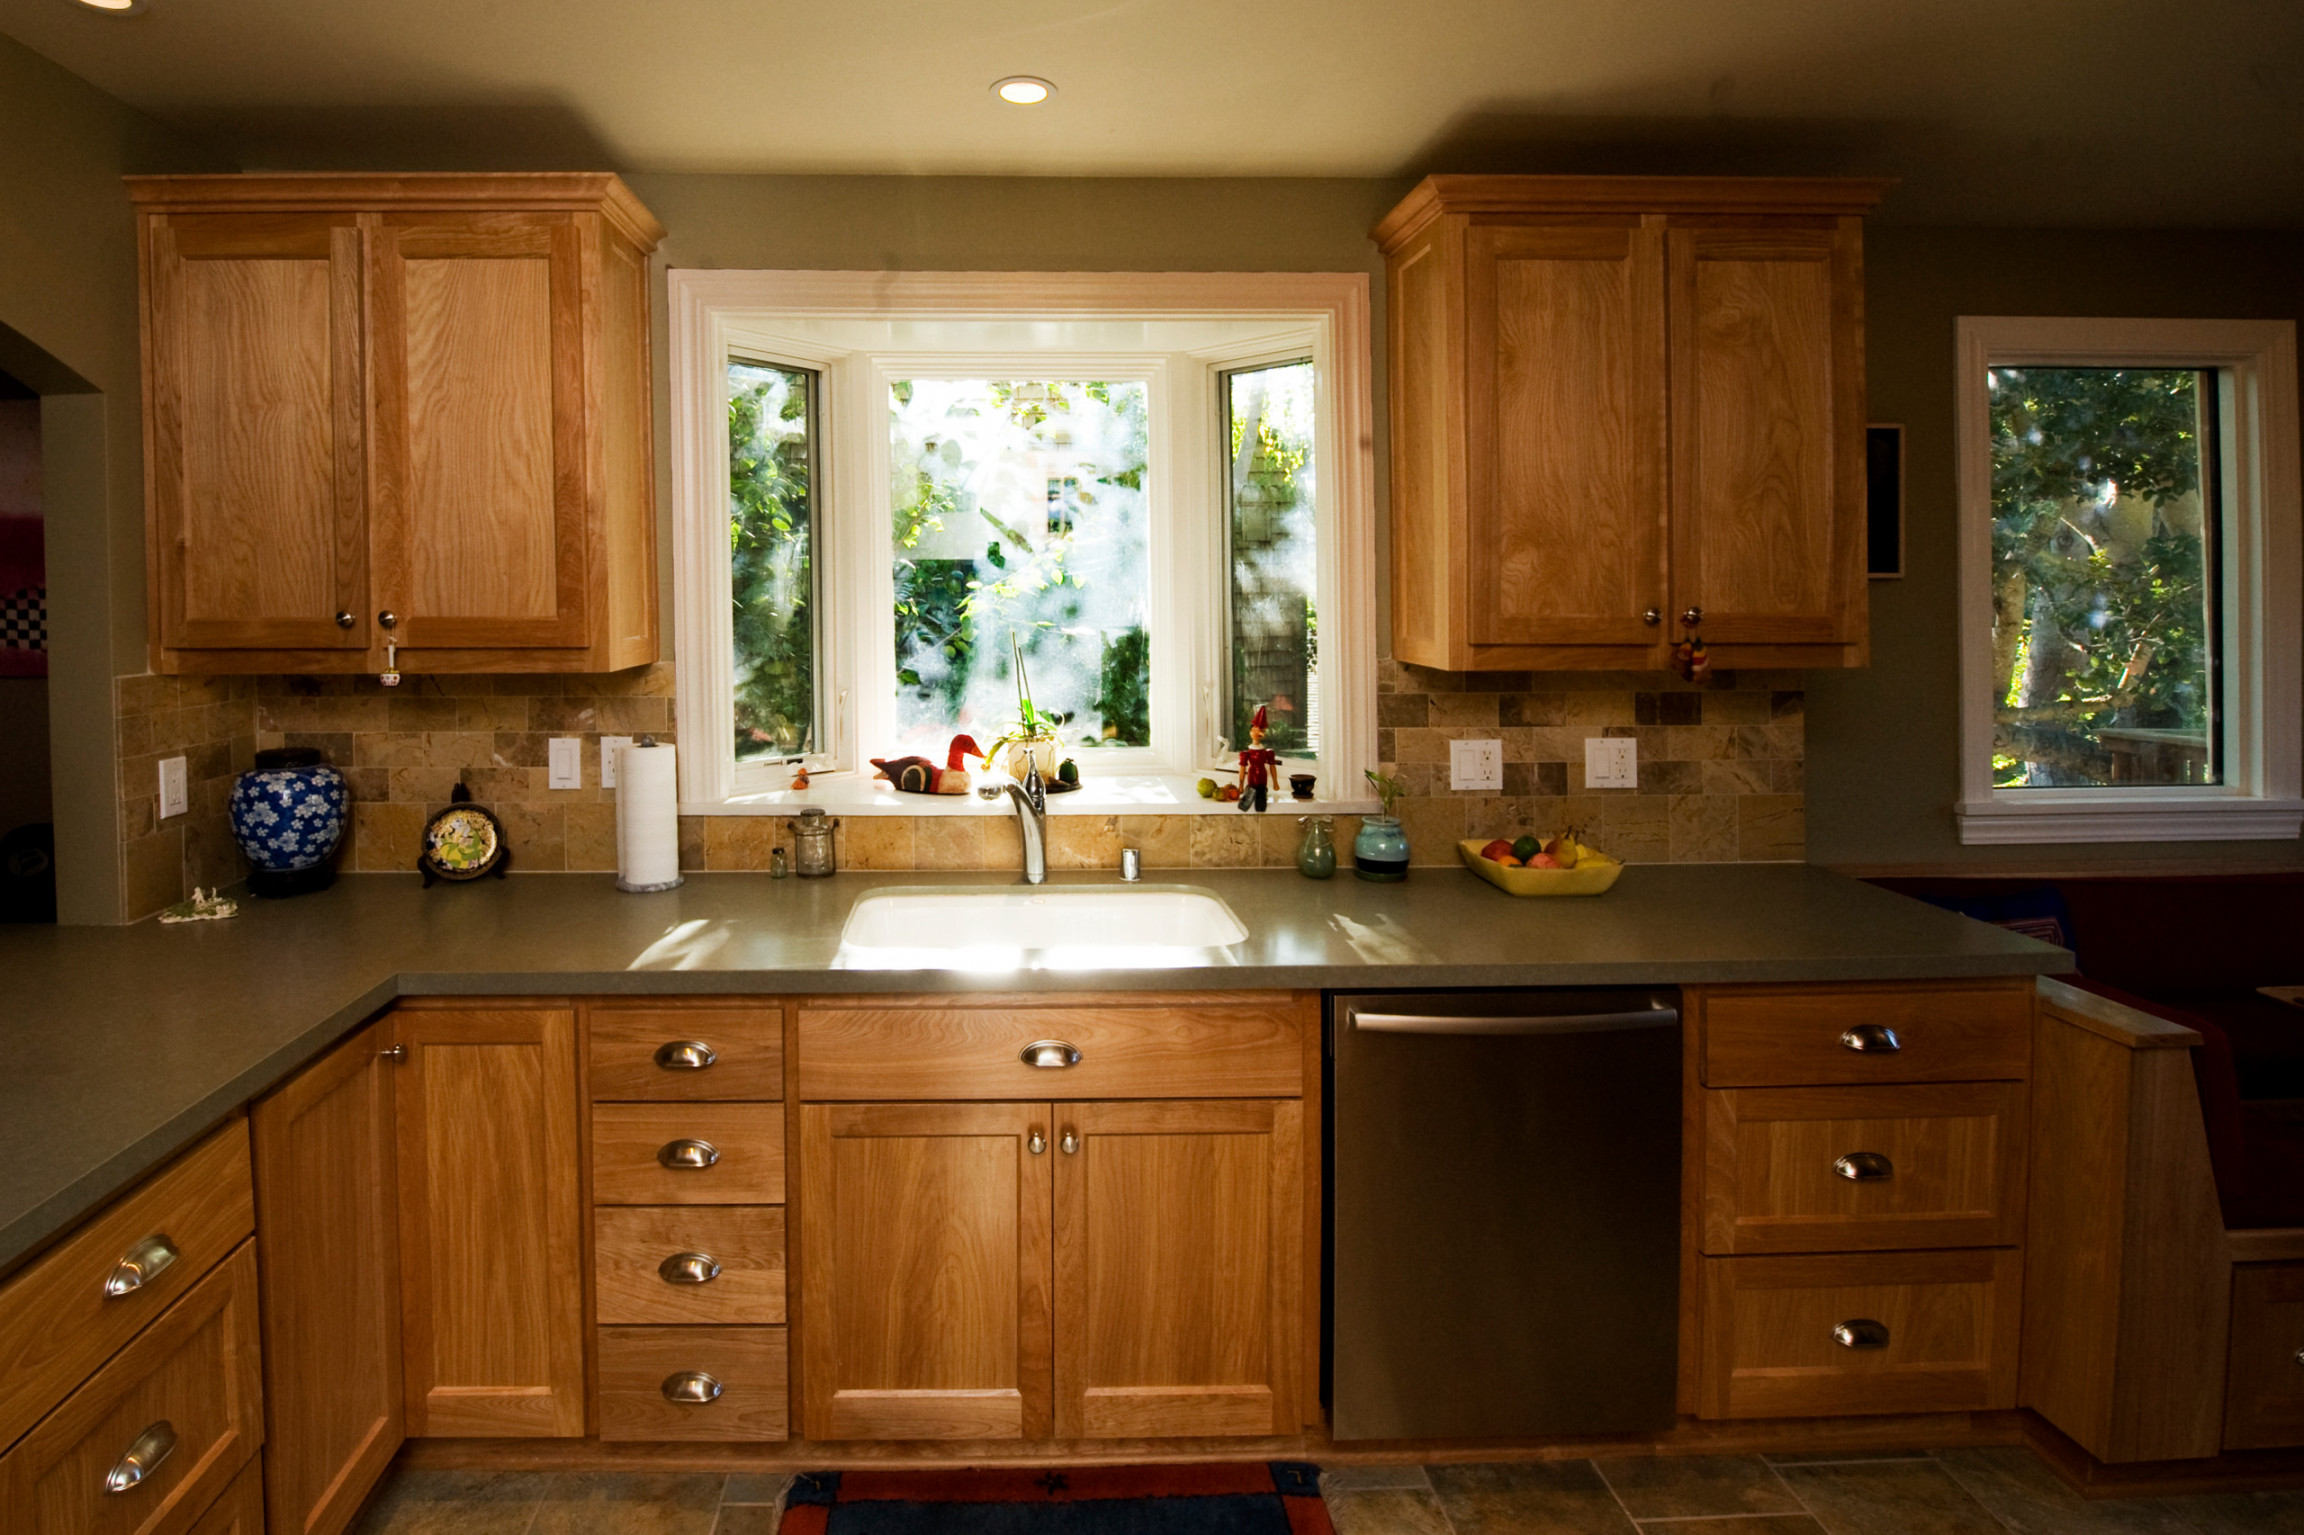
[[1449, 737, 1504, 792], [157, 755, 189, 819], [599, 736, 633, 789], [547, 736, 583, 790], [1584, 736, 1638, 789]]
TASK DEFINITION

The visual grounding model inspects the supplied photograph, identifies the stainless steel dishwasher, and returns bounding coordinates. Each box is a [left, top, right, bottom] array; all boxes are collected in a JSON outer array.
[[1328, 988, 1682, 1441]]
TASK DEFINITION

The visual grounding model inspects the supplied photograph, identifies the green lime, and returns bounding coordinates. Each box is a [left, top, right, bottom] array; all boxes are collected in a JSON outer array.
[[1511, 834, 1541, 861]]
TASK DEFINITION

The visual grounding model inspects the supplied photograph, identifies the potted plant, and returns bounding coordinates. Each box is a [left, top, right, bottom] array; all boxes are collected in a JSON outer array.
[[989, 634, 1065, 782], [1354, 769, 1410, 882]]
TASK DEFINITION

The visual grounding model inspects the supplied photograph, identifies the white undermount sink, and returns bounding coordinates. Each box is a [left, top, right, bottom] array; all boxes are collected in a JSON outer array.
[[834, 884, 1249, 969]]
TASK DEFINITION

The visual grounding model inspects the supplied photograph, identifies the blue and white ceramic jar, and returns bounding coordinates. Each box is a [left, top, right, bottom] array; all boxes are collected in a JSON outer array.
[[1353, 814, 1410, 882], [229, 747, 349, 897]]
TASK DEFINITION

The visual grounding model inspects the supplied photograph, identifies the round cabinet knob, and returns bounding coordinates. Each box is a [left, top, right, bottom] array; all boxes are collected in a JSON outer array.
[[104, 1421, 177, 1494], [377, 610, 398, 630], [1832, 1319, 1891, 1350], [104, 1234, 179, 1298], [1833, 1151, 1894, 1182], [1839, 1024, 1902, 1055], [658, 1251, 722, 1286], [2293, 1347, 2304, 1369], [335, 611, 356, 629], [1028, 1129, 1048, 1156], [1682, 606, 1704, 627], [1020, 1040, 1082, 1069], [660, 1370, 724, 1405], [657, 1138, 720, 1170], [1643, 608, 1662, 626], [654, 1040, 718, 1071], [1060, 1129, 1080, 1156]]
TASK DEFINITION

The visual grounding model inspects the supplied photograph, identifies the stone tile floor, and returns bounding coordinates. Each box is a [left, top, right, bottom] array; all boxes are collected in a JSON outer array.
[[350, 1450, 2304, 1535]]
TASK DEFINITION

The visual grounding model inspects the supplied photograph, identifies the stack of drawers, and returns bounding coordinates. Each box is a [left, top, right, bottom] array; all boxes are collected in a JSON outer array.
[[0, 1120, 266, 1533], [588, 1004, 789, 1441], [1689, 981, 2032, 1419]]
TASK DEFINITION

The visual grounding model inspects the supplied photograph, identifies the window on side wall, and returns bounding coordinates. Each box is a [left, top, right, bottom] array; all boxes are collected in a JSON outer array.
[[670, 273, 1376, 811], [1954, 318, 2301, 843]]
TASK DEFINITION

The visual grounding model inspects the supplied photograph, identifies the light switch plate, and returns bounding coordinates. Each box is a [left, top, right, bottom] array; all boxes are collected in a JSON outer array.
[[547, 736, 583, 790], [1449, 737, 1504, 792], [157, 755, 189, 819], [1585, 736, 1638, 789], [599, 736, 633, 790]]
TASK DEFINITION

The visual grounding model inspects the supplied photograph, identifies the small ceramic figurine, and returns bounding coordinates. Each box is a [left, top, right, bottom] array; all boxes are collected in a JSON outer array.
[[790, 763, 811, 791], [1236, 705, 1280, 813]]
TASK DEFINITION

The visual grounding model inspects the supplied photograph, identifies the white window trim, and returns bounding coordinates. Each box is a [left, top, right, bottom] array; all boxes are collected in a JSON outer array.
[[666, 269, 1378, 814], [1953, 316, 2303, 843]]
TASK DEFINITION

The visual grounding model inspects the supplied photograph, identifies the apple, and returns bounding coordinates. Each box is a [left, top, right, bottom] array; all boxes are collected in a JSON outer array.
[[1531, 852, 1560, 869], [1479, 838, 1515, 861]]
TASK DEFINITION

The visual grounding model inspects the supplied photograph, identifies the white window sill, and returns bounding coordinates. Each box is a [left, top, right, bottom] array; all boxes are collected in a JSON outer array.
[[1955, 794, 2304, 844], [687, 770, 1380, 818]]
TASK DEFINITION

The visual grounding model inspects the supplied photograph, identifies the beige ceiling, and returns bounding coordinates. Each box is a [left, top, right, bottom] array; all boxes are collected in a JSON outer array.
[[3, 0, 2300, 224]]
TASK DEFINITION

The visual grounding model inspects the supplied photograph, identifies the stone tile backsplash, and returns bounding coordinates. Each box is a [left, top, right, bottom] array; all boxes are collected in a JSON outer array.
[[113, 658, 1802, 917]]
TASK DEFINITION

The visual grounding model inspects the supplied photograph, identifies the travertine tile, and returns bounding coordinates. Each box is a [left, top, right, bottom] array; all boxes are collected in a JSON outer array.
[[1048, 814, 1121, 870], [1322, 1466, 1434, 1493], [1592, 1455, 1801, 1519], [1397, 795, 1467, 863], [1327, 1487, 1454, 1535], [844, 815, 915, 870], [1933, 1446, 2198, 1535], [1739, 794, 1807, 860], [2161, 1489, 2304, 1533], [1121, 813, 1193, 869], [349, 1469, 548, 1535], [1190, 814, 1261, 867], [1428, 692, 1501, 726], [495, 803, 566, 871], [352, 802, 424, 873], [565, 803, 618, 871], [1669, 793, 1739, 862], [1645, 1519, 1828, 1535], [914, 815, 990, 870], [528, 1472, 723, 1535], [1427, 1460, 1639, 1535], [703, 816, 782, 872], [1773, 1459, 2003, 1535]]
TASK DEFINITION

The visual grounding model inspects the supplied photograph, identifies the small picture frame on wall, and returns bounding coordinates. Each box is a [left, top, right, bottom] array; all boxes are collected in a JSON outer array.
[[1867, 423, 1904, 579]]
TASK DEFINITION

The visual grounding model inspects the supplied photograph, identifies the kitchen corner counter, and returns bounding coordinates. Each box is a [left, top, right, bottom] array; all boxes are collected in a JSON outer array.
[[0, 864, 2066, 1279]]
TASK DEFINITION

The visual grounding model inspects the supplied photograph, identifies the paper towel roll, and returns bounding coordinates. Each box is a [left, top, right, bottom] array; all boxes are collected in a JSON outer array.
[[615, 739, 683, 892]]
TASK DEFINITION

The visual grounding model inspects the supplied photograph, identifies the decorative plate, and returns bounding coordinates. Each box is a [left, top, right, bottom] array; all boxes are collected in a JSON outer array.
[[419, 790, 508, 884]]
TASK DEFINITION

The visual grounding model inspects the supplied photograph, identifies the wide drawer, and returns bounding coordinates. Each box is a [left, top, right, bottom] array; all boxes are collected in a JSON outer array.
[[1698, 982, 2031, 1088], [1701, 1082, 2027, 1254], [589, 1006, 783, 1101], [595, 1207, 786, 1325], [2224, 1263, 2304, 1450], [597, 1326, 788, 1442], [0, 1239, 264, 1534], [0, 1120, 255, 1454], [592, 1104, 785, 1205], [1698, 1248, 2022, 1419], [796, 995, 1306, 1100]]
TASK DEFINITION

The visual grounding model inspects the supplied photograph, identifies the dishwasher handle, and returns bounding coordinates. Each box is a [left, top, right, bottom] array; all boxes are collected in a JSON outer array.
[[1351, 1006, 1678, 1037]]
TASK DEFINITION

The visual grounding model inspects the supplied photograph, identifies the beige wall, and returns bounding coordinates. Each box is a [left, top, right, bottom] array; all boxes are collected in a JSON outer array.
[[1809, 226, 2304, 873], [0, 32, 228, 921]]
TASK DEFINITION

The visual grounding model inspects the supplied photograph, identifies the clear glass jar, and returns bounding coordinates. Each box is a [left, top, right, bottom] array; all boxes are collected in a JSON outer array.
[[791, 807, 838, 878], [1295, 816, 1336, 879]]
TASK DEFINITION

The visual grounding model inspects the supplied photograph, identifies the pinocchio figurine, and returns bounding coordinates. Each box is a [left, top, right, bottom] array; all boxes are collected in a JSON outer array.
[[1237, 705, 1280, 813]]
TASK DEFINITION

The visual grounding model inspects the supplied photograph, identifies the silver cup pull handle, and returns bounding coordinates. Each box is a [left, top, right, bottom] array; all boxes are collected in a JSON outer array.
[[1833, 1152, 1894, 1182], [104, 1421, 177, 1493], [658, 1251, 722, 1286], [1020, 1040, 1082, 1069], [1832, 1319, 1891, 1350], [1839, 1024, 1902, 1054], [657, 1138, 720, 1170], [661, 1370, 724, 1404], [104, 1234, 179, 1298], [654, 1040, 717, 1071]]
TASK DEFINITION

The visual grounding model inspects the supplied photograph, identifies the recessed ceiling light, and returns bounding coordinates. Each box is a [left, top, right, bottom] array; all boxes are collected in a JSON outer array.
[[993, 77, 1054, 106], [71, 0, 147, 12]]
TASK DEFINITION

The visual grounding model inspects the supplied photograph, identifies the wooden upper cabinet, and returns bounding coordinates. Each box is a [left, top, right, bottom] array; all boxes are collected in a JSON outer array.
[[144, 211, 368, 653], [1376, 176, 1886, 671], [389, 1004, 586, 1438], [130, 174, 664, 675]]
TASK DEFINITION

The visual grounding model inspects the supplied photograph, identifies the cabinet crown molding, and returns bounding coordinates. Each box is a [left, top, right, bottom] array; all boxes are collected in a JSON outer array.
[[1373, 174, 1894, 251], [124, 171, 666, 250]]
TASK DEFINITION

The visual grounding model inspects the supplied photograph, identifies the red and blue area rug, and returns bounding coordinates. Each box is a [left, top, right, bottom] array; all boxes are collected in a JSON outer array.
[[778, 1463, 1334, 1534]]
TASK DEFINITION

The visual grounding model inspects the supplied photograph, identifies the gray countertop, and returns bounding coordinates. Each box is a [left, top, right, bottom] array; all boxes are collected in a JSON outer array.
[[0, 864, 2066, 1279]]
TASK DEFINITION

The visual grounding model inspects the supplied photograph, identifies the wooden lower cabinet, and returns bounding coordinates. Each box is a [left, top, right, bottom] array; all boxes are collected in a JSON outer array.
[[1699, 1248, 2022, 1419], [190, 1458, 269, 1535], [1054, 1100, 1301, 1439], [251, 1018, 404, 1535], [391, 1005, 586, 1437], [2224, 1263, 2304, 1450], [800, 1102, 1054, 1441]]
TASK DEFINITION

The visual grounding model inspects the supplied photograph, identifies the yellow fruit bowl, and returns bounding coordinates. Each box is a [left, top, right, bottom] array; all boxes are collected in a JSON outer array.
[[1456, 839, 1625, 897]]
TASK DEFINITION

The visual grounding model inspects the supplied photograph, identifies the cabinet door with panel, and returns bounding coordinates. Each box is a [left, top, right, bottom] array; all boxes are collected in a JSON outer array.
[[800, 1102, 1053, 1441], [1667, 221, 1867, 654], [390, 1005, 585, 1437], [1053, 1099, 1302, 1439], [367, 211, 589, 653], [1464, 219, 1668, 663], [251, 1018, 404, 1535], [143, 210, 368, 654]]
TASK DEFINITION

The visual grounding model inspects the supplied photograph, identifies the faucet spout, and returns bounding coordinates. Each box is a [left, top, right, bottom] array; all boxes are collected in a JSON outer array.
[[979, 761, 1049, 884]]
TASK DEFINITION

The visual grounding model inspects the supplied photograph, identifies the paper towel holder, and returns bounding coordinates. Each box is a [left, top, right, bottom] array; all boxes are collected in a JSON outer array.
[[614, 736, 687, 894]]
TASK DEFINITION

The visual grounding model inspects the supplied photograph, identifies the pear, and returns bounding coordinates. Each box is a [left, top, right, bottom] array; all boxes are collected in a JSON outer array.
[[1542, 833, 1581, 869]]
